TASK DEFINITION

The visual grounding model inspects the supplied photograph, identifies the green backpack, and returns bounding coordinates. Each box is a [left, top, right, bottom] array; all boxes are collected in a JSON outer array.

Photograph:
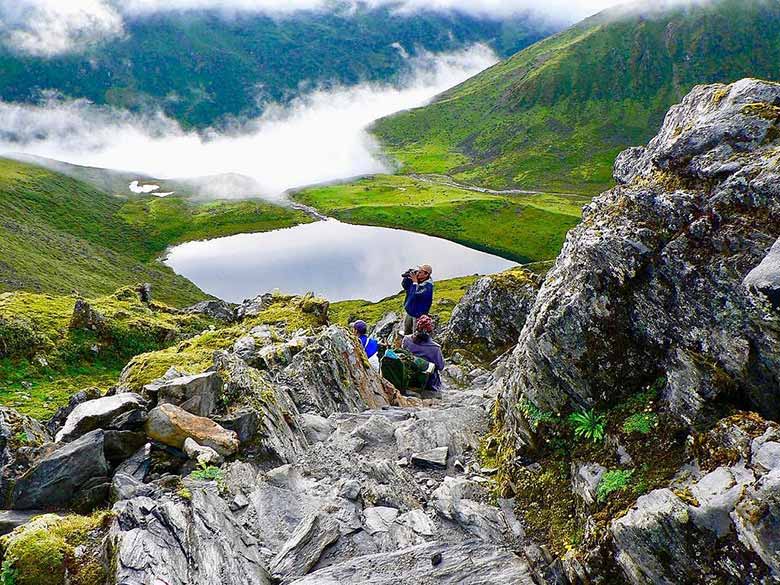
[[380, 348, 432, 390]]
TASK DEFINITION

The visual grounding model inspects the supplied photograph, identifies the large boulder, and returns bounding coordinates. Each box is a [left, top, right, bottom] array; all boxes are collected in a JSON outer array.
[[183, 299, 236, 323], [501, 79, 780, 444], [12, 429, 109, 510], [149, 371, 223, 417], [443, 268, 539, 360], [145, 403, 239, 457], [55, 393, 146, 443]]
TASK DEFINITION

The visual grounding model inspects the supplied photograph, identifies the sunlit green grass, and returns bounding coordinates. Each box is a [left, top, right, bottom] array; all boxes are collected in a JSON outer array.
[[294, 174, 588, 263]]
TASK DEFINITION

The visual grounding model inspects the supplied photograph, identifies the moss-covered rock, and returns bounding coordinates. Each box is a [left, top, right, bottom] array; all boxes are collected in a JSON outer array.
[[0, 512, 112, 585]]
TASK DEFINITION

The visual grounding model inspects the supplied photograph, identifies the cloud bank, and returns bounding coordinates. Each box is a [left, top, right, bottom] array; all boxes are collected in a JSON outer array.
[[0, 0, 690, 57], [0, 44, 497, 197]]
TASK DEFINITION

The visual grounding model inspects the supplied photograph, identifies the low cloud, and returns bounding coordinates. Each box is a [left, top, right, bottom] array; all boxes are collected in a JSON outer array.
[[0, 0, 124, 57], [0, 44, 497, 197], [0, 1, 715, 58]]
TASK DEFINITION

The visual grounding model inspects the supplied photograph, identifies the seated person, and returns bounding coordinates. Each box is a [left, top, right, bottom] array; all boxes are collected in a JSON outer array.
[[402, 314, 444, 391], [353, 320, 380, 369]]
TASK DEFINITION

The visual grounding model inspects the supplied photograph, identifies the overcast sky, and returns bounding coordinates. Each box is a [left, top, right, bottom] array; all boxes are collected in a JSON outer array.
[[0, 0, 633, 57]]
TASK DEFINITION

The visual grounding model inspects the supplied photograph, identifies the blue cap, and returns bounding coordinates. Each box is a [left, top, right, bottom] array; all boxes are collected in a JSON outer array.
[[352, 320, 367, 334]]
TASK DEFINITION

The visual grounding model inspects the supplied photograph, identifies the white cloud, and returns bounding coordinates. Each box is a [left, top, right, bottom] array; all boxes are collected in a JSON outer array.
[[0, 0, 123, 57], [0, 0, 715, 57], [0, 44, 497, 197]]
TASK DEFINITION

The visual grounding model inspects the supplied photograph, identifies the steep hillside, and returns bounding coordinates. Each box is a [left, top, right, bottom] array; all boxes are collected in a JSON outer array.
[[0, 158, 310, 305], [0, 7, 551, 129], [372, 0, 780, 193]]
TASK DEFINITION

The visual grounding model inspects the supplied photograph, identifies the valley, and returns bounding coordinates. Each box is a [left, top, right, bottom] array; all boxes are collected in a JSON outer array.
[[2, 1, 780, 583]]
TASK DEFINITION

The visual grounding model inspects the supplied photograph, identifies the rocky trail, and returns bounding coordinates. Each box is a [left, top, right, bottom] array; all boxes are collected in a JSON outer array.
[[108, 367, 539, 585]]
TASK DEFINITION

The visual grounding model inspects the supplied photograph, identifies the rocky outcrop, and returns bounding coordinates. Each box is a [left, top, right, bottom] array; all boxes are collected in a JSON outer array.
[[501, 79, 780, 444], [277, 325, 400, 415], [183, 299, 236, 322], [111, 484, 271, 585], [612, 415, 780, 584], [443, 268, 539, 360]]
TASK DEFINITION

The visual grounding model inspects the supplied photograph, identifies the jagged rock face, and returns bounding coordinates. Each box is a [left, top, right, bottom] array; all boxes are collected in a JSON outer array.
[[443, 268, 539, 360], [501, 79, 780, 438], [110, 484, 271, 585], [12, 429, 109, 511], [0, 408, 50, 506], [278, 325, 400, 415]]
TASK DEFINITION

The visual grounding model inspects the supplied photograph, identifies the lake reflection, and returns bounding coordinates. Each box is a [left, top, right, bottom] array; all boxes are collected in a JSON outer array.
[[164, 219, 517, 303]]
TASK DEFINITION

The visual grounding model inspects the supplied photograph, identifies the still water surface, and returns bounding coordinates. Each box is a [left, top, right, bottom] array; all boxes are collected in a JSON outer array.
[[164, 219, 517, 303]]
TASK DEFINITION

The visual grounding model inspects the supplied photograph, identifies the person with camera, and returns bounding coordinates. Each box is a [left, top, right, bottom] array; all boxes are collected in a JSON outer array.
[[401, 263, 434, 336]]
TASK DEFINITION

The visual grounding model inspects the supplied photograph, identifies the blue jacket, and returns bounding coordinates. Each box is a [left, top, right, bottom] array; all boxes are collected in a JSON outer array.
[[402, 277, 434, 318], [358, 335, 379, 359]]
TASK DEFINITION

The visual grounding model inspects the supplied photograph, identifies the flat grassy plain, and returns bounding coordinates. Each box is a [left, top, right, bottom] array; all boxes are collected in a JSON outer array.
[[294, 174, 589, 263]]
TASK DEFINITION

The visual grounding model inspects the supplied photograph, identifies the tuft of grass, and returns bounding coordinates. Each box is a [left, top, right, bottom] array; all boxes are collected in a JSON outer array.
[[518, 398, 557, 431], [190, 464, 224, 481]]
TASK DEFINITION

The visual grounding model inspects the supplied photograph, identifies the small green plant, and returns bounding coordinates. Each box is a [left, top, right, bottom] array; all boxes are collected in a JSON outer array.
[[13, 432, 29, 445], [518, 398, 556, 431], [622, 412, 658, 435], [177, 487, 193, 501], [190, 463, 223, 481], [568, 409, 606, 443], [597, 469, 634, 503], [0, 560, 17, 585]]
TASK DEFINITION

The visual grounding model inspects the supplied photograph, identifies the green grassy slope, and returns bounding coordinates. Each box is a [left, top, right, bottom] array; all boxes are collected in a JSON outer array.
[[0, 158, 310, 306], [293, 174, 588, 263], [372, 0, 780, 194]]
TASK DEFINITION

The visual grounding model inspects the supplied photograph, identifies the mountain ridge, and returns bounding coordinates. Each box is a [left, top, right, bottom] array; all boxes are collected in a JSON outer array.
[[371, 0, 780, 193]]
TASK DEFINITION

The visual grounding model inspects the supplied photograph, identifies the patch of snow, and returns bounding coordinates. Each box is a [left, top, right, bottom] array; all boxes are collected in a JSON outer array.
[[129, 180, 160, 194], [153, 191, 174, 197]]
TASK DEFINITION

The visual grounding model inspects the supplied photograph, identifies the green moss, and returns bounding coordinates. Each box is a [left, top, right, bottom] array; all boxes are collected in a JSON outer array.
[[622, 412, 658, 435], [0, 512, 112, 585]]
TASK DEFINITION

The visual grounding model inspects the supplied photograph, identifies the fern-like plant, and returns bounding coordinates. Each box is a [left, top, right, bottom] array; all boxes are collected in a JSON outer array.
[[597, 469, 634, 502], [568, 409, 606, 443]]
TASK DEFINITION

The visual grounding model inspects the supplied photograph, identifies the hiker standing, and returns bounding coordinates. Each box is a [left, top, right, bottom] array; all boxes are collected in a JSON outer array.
[[352, 320, 380, 370], [401, 263, 434, 336], [402, 315, 444, 391]]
